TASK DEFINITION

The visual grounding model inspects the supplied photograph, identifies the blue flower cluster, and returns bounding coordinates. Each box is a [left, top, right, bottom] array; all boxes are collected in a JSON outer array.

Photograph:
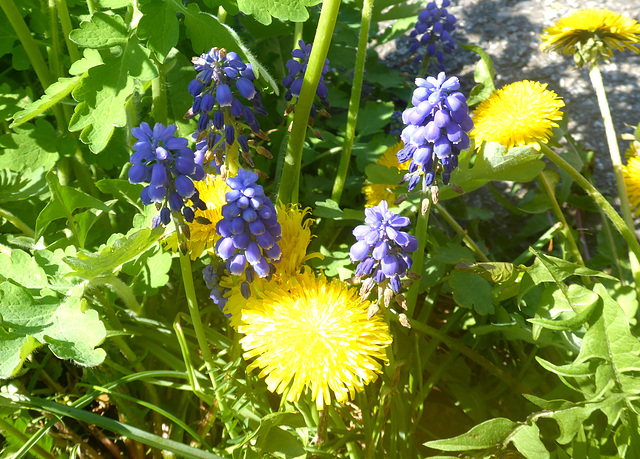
[[187, 47, 267, 166], [129, 122, 206, 226], [408, 0, 456, 68], [203, 263, 234, 313], [349, 200, 418, 293], [215, 169, 282, 281], [398, 71, 473, 192], [283, 40, 329, 120]]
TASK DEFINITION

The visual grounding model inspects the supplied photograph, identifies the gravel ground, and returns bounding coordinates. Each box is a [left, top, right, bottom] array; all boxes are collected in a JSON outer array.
[[380, 0, 640, 196]]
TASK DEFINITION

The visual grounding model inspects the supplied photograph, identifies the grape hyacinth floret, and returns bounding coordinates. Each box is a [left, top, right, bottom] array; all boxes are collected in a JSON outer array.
[[408, 0, 456, 69], [215, 169, 282, 288], [128, 122, 206, 226], [349, 200, 418, 294], [186, 47, 268, 167], [398, 71, 473, 192], [283, 40, 330, 121]]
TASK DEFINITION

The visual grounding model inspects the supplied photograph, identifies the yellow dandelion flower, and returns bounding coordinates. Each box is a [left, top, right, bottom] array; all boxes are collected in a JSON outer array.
[[541, 9, 640, 65], [164, 174, 230, 260], [275, 202, 319, 276], [238, 271, 392, 410], [623, 156, 640, 217], [471, 81, 565, 150], [362, 142, 410, 207]]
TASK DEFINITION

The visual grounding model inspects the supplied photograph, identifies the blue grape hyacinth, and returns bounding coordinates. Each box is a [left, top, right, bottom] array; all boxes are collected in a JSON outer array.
[[129, 122, 206, 226], [283, 40, 330, 121], [215, 169, 282, 280], [408, 0, 456, 69], [398, 71, 473, 192], [350, 200, 418, 294], [187, 47, 268, 168]]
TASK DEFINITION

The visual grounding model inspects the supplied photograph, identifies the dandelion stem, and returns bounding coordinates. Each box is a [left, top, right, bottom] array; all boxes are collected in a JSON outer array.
[[0, 207, 35, 237], [588, 63, 640, 288], [178, 251, 236, 438], [434, 201, 490, 262], [536, 172, 586, 267], [538, 142, 640, 265], [278, 0, 341, 205], [331, 0, 374, 205]]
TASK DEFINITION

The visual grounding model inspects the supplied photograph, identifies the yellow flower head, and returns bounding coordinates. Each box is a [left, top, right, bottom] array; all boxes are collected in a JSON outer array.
[[541, 9, 640, 66], [238, 271, 392, 410], [624, 156, 640, 217], [164, 174, 230, 260], [471, 81, 565, 150], [362, 142, 410, 207]]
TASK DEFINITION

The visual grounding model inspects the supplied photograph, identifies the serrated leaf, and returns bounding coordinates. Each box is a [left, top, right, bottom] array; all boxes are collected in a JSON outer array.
[[69, 12, 129, 48], [236, 0, 321, 25], [252, 412, 306, 451], [450, 271, 494, 315], [0, 168, 46, 203], [69, 49, 103, 76], [0, 249, 48, 290], [35, 172, 112, 244], [526, 249, 616, 285], [0, 119, 60, 172], [11, 76, 83, 128], [69, 16, 157, 153], [64, 227, 164, 280], [0, 283, 106, 378], [424, 417, 518, 451], [529, 284, 600, 333], [137, 0, 180, 62], [455, 261, 521, 284]]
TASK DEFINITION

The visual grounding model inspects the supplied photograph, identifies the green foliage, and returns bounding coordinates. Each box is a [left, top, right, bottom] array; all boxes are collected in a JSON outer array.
[[236, 0, 322, 25], [0, 119, 61, 172]]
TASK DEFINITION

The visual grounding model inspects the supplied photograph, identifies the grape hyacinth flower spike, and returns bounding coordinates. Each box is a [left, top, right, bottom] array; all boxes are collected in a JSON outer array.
[[408, 0, 456, 69], [398, 71, 473, 193], [215, 169, 282, 297], [128, 122, 206, 227], [350, 200, 419, 316], [186, 47, 270, 169], [283, 40, 330, 125]]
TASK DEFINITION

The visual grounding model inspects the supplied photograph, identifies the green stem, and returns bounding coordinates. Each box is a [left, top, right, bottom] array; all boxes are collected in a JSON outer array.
[[86, 0, 98, 15], [47, 0, 62, 86], [89, 276, 141, 312], [0, 206, 35, 237], [536, 172, 586, 267], [330, 0, 374, 204], [405, 196, 430, 317], [278, 0, 342, 205], [151, 58, 167, 125], [55, 0, 81, 62], [588, 63, 640, 288], [538, 142, 640, 264], [0, 0, 52, 90], [178, 251, 236, 439], [434, 202, 490, 262]]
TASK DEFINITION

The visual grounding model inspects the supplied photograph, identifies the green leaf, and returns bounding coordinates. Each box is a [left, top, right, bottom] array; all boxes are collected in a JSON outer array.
[[529, 284, 600, 334], [0, 82, 28, 122], [526, 249, 616, 285], [0, 329, 39, 379], [0, 10, 17, 58], [0, 283, 106, 378], [424, 417, 518, 451], [460, 43, 496, 106], [0, 119, 60, 172], [252, 411, 306, 451], [364, 163, 404, 185], [137, 0, 180, 62], [96, 178, 144, 211], [236, 0, 321, 25], [455, 262, 521, 284], [0, 168, 46, 203], [69, 14, 157, 153], [11, 76, 83, 128], [64, 227, 164, 280], [35, 172, 112, 245], [450, 271, 495, 315], [0, 249, 48, 289], [356, 101, 395, 137], [439, 143, 545, 201], [313, 199, 364, 221], [433, 243, 475, 264], [507, 423, 549, 459], [69, 12, 129, 48]]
